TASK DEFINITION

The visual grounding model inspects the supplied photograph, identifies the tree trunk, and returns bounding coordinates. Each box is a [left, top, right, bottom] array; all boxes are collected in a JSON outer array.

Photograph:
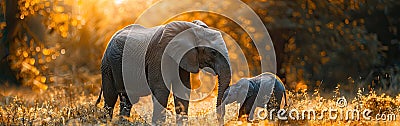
[[0, 0, 20, 85]]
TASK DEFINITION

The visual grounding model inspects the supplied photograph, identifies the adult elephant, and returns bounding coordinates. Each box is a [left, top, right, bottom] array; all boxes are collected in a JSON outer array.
[[96, 20, 231, 125]]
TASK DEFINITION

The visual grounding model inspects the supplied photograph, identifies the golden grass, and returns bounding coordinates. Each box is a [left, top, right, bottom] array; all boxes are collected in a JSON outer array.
[[0, 84, 399, 125]]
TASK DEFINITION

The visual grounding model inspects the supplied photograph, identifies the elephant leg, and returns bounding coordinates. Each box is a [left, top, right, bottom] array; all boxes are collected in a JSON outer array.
[[147, 59, 172, 124], [151, 88, 170, 125], [273, 81, 285, 109], [173, 68, 191, 124], [102, 65, 118, 118], [173, 96, 189, 125], [119, 92, 132, 117], [238, 95, 256, 119], [109, 54, 131, 117], [273, 91, 284, 109]]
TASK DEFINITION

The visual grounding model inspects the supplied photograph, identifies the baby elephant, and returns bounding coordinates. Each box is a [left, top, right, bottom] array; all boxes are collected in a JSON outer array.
[[221, 72, 287, 121]]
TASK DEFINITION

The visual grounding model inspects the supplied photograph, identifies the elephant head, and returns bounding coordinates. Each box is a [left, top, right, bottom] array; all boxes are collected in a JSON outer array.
[[222, 78, 251, 104], [160, 21, 232, 117]]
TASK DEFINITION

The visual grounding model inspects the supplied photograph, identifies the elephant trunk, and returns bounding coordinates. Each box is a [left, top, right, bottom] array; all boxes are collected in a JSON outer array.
[[216, 66, 231, 107], [211, 50, 231, 108], [214, 57, 231, 124]]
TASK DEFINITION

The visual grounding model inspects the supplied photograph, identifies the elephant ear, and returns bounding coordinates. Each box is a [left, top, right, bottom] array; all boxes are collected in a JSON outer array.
[[161, 21, 202, 73], [195, 27, 230, 66]]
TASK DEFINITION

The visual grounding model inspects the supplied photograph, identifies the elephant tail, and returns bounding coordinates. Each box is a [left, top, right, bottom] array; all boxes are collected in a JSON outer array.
[[95, 86, 103, 105]]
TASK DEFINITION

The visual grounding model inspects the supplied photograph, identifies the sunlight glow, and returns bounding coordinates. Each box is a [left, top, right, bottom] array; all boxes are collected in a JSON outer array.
[[114, 0, 124, 5]]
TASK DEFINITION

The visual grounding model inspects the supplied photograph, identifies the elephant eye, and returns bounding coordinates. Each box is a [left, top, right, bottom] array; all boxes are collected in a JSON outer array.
[[211, 50, 217, 56]]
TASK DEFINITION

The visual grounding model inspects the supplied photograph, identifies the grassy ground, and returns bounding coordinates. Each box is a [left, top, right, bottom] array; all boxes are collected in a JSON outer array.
[[0, 83, 400, 125]]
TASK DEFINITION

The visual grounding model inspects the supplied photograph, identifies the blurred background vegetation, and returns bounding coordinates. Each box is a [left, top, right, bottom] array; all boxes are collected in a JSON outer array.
[[1, 0, 400, 97]]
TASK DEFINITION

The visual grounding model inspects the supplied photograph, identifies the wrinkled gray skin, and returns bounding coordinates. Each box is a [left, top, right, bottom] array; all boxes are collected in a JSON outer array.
[[221, 72, 287, 121], [96, 20, 231, 124]]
